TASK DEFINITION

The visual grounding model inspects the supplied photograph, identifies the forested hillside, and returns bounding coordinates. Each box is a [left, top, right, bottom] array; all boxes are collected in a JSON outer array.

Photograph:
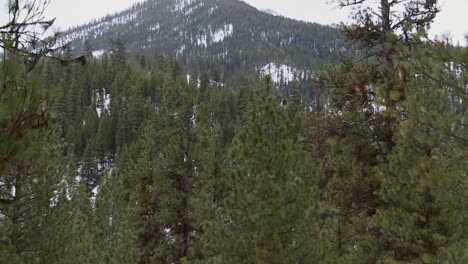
[[0, 0, 466, 263], [60, 0, 350, 90]]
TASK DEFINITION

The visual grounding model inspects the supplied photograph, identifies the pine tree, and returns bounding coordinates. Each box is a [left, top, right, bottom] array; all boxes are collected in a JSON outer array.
[[111, 39, 128, 70], [134, 62, 205, 263], [0, 2, 91, 262], [374, 40, 468, 262], [306, 1, 444, 261], [333, 0, 439, 154], [0, 126, 73, 263], [212, 77, 320, 263], [95, 158, 139, 264], [95, 113, 116, 158], [127, 83, 146, 141], [81, 140, 99, 193], [308, 59, 383, 262], [192, 109, 228, 263], [61, 183, 98, 264]]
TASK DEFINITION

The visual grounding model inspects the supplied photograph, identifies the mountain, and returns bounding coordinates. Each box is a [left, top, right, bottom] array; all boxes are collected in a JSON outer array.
[[260, 8, 281, 17], [60, 0, 349, 87]]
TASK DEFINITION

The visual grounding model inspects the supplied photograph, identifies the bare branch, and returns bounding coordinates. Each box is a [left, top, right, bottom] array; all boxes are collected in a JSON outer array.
[[335, 0, 367, 7], [1, 0, 85, 72]]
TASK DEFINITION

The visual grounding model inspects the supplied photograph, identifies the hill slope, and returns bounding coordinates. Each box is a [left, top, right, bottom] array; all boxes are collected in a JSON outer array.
[[61, 0, 349, 86]]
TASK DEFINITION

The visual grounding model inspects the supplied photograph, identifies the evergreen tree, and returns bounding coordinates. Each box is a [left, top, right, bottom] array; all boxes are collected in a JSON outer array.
[[0, 124, 74, 262], [333, 0, 439, 153], [374, 40, 468, 262], [211, 77, 320, 263], [95, 160, 139, 264], [134, 63, 204, 263], [0, 3, 72, 260], [306, 1, 445, 261], [81, 140, 99, 193], [61, 183, 98, 264]]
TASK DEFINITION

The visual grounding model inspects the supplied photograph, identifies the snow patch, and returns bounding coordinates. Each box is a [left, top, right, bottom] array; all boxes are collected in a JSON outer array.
[[96, 89, 111, 117], [92, 49, 106, 58], [90, 185, 99, 204], [212, 24, 234, 43], [196, 33, 208, 47], [174, 0, 196, 11], [280, 36, 294, 46], [261, 62, 298, 84], [150, 23, 160, 32], [372, 102, 387, 113], [176, 44, 186, 56], [173, 0, 203, 15], [186, 74, 224, 88], [50, 190, 60, 207], [196, 24, 234, 47], [208, 6, 218, 15], [186, 74, 201, 88], [109, 12, 137, 26]]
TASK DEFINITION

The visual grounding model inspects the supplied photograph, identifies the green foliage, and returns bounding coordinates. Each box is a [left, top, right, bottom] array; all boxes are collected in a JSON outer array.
[[0, 126, 74, 263], [206, 78, 320, 263], [375, 43, 468, 263], [62, 0, 349, 89], [1, 2, 466, 263]]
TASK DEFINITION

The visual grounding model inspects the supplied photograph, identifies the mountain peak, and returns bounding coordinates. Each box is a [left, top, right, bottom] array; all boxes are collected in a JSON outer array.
[[62, 0, 348, 86]]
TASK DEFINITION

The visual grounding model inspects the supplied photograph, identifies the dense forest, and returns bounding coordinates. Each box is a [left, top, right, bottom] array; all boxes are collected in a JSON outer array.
[[61, 0, 350, 88], [0, 0, 466, 263]]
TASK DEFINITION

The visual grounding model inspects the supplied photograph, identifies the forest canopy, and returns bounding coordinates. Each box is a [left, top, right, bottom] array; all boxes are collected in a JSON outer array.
[[0, 0, 466, 263]]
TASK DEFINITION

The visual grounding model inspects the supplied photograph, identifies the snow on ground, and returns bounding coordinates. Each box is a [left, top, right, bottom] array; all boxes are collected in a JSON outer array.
[[173, 0, 203, 15], [196, 32, 208, 47], [212, 24, 234, 43], [92, 49, 106, 58], [176, 44, 186, 56], [96, 89, 111, 117], [186, 74, 201, 88], [372, 102, 387, 113], [10, 186, 15, 197], [260, 62, 297, 84], [109, 12, 138, 26], [104, 96, 110, 111], [186, 74, 223, 88], [150, 23, 160, 32], [90, 185, 99, 204], [195, 24, 234, 47], [174, 0, 197, 12], [50, 190, 60, 207], [76, 164, 83, 181]]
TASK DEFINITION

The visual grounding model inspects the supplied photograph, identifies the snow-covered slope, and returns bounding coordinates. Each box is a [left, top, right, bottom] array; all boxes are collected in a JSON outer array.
[[261, 62, 304, 84]]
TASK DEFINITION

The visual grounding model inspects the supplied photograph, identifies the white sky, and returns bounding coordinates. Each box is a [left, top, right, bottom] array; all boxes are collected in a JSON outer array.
[[0, 0, 466, 44]]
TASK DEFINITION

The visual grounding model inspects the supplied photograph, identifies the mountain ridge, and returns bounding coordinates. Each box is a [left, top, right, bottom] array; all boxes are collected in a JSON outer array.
[[60, 0, 350, 88]]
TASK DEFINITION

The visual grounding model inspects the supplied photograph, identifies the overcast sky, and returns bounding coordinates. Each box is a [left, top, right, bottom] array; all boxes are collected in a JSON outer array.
[[1, 0, 467, 44]]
